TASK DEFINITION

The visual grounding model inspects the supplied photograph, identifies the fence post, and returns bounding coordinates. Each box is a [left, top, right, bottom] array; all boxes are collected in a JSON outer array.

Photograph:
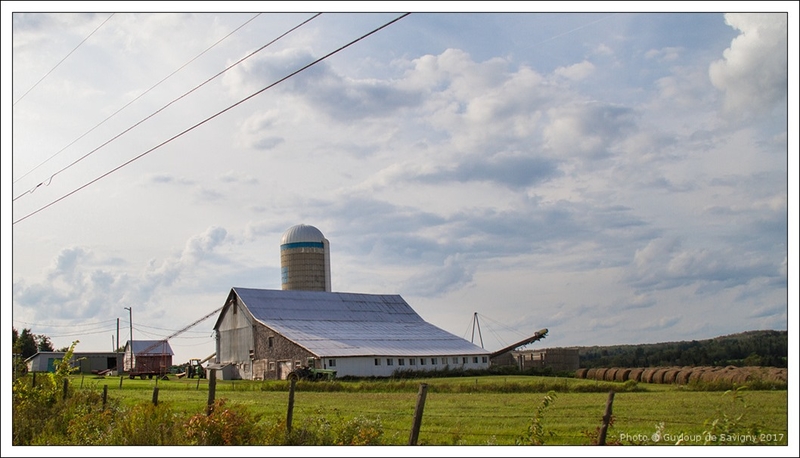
[[81, 374, 84, 389], [152, 386, 159, 406], [206, 369, 217, 416], [598, 391, 615, 445], [119, 375, 123, 389], [103, 385, 108, 409], [62, 378, 69, 400], [408, 383, 428, 445], [287, 378, 297, 434], [32, 372, 36, 387]]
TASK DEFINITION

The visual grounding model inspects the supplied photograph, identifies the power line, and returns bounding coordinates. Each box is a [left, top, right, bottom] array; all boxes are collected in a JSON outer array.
[[13, 13, 115, 107], [12, 12, 269, 192], [13, 13, 410, 225]]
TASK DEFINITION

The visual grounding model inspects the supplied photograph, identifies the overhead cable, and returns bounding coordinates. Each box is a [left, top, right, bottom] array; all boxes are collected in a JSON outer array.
[[13, 13, 410, 225], [13, 13, 115, 107], [13, 12, 271, 193]]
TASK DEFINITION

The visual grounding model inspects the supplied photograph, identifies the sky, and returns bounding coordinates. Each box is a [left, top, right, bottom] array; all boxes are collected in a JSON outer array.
[[4, 4, 797, 377]]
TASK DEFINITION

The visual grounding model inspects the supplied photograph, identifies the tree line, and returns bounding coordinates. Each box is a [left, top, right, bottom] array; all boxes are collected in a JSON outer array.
[[12, 327, 58, 359], [576, 330, 787, 369]]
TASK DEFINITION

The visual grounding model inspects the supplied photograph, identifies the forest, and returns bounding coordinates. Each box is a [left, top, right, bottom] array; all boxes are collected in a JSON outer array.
[[576, 330, 787, 369]]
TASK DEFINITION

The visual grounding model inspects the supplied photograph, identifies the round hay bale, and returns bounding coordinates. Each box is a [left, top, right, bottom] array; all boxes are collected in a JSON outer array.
[[662, 368, 680, 384], [628, 368, 645, 382], [730, 369, 752, 384], [594, 368, 608, 381], [768, 368, 787, 383], [652, 367, 670, 384], [688, 367, 712, 383], [641, 367, 659, 383], [575, 368, 588, 379], [700, 367, 727, 383], [586, 368, 597, 380], [675, 368, 693, 385], [615, 368, 632, 382], [604, 368, 619, 381]]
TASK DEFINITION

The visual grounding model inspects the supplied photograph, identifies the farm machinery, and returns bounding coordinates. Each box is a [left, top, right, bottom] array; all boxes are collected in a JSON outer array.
[[286, 357, 337, 381]]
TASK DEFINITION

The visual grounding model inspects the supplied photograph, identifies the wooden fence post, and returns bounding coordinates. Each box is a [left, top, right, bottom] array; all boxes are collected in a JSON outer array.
[[598, 391, 615, 445], [206, 369, 217, 416], [408, 383, 428, 445], [80, 374, 84, 389], [287, 379, 297, 434], [62, 378, 69, 400], [152, 386, 159, 406], [119, 375, 123, 389], [102, 385, 108, 409], [32, 372, 36, 387]]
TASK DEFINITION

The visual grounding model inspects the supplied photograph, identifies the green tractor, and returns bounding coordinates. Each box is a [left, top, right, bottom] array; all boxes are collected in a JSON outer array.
[[287, 357, 337, 381]]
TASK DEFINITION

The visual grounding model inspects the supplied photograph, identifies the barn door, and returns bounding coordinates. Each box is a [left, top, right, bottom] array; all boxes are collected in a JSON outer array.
[[278, 361, 292, 380]]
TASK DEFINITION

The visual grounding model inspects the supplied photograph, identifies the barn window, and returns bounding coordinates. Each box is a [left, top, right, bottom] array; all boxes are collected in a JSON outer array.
[[452, 357, 458, 364], [473, 356, 479, 364], [482, 356, 488, 363], [462, 357, 467, 364], [269, 362, 275, 371], [386, 358, 394, 366], [328, 359, 336, 367], [268, 336, 274, 348], [398, 359, 405, 366], [420, 358, 426, 365], [431, 357, 437, 365], [295, 360, 301, 368], [409, 358, 416, 365], [374, 358, 381, 365]]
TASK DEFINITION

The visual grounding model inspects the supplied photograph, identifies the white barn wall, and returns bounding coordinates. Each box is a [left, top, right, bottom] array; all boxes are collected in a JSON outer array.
[[321, 354, 491, 378]]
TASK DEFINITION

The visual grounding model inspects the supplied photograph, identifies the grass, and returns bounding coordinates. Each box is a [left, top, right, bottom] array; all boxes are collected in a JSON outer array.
[[64, 373, 788, 446]]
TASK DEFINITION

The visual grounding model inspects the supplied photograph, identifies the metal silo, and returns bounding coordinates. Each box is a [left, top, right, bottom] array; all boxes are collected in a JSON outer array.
[[280, 224, 331, 291]]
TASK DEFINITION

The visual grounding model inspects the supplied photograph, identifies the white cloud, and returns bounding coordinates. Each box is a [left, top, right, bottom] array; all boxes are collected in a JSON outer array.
[[554, 60, 595, 80], [709, 13, 788, 117]]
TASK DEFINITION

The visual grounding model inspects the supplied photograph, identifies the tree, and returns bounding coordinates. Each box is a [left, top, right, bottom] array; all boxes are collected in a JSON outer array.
[[14, 328, 38, 359], [36, 334, 54, 352]]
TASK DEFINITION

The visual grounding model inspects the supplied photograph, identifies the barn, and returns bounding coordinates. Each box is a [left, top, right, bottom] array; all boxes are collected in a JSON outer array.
[[211, 287, 491, 380], [123, 340, 174, 378], [25, 351, 119, 374]]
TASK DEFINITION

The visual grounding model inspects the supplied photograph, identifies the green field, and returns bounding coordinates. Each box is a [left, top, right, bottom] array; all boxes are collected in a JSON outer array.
[[64, 374, 788, 446]]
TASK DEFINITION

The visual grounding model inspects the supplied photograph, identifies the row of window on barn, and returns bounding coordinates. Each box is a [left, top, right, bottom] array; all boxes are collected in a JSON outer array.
[[372, 356, 489, 367]]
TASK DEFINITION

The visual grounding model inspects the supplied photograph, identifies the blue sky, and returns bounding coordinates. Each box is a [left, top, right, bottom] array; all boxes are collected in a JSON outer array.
[[4, 3, 796, 386]]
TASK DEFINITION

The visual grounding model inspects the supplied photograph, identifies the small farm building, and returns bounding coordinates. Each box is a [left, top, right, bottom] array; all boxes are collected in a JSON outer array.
[[25, 351, 119, 374], [123, 340, 174, 375], [493, 347, 580, 373], [211, 287, 491, 380]]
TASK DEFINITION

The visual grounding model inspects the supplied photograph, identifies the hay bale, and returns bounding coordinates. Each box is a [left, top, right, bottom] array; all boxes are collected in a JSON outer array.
[[641, 367, 659, 383], [675, 368, 693, 385], [652, 367, 670, 384], [604, 368, 619, 381], [615, 368, 632, 382], [594, 368, 608, 381], [628, 368, 644, 382], [688, 367, 712, 383], [768, 368, 787, 383], [575, 368, 589, 379], [700, 367, 728, 383], [662, 368, 680, 384], [730, 368, 752, 384]]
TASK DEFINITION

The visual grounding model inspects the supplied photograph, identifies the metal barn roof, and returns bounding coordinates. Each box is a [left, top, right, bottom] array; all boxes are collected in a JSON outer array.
[[228, 287, 489, 358], [126, 340, 174, 356]]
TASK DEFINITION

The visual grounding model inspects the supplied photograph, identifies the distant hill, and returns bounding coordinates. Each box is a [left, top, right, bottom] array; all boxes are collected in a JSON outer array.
[[567, 330, 787, 369]]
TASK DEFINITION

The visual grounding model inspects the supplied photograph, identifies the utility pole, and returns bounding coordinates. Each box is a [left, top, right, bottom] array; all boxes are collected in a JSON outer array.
[[124, 307, 133, 371]]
